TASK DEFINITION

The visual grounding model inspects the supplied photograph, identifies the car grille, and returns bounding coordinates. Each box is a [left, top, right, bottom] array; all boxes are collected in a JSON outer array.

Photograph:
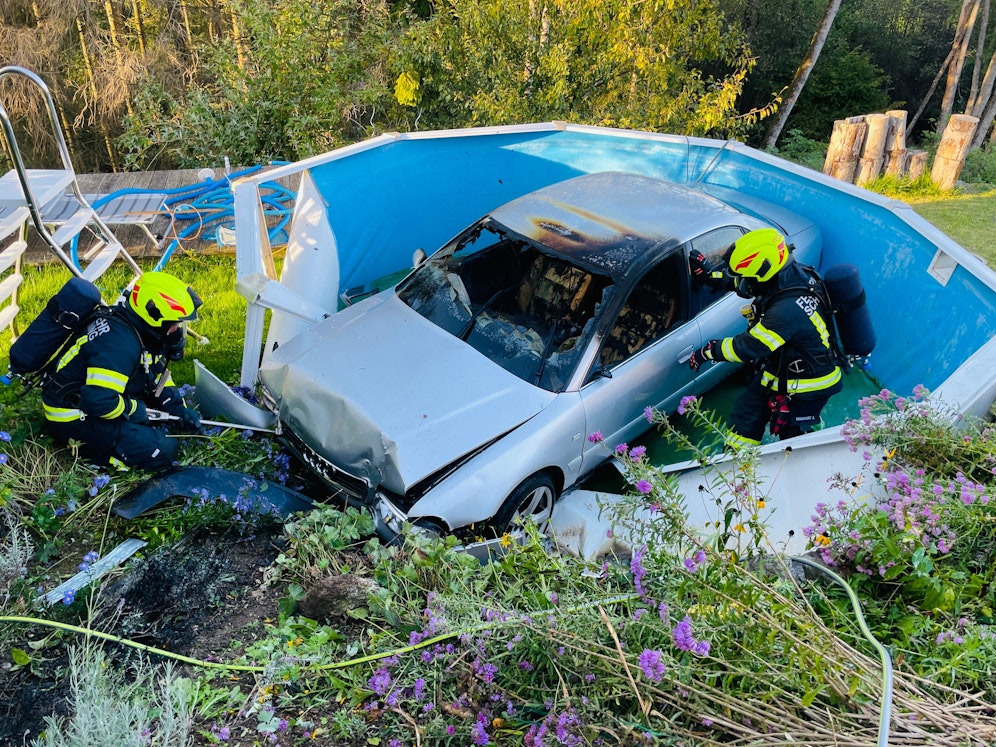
[[280, 429, 371, 503]]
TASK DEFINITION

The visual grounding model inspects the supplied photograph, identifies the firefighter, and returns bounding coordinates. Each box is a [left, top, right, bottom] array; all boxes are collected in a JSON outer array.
[[688, 228, 842, 447], [40, 271, 203, 471]]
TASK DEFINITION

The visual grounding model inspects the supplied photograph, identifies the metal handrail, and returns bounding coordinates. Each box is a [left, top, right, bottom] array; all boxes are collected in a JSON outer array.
[[0, 66, 141, 278]]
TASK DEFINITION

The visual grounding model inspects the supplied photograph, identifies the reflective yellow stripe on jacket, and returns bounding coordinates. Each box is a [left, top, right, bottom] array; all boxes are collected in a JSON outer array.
[[760, 367, 842, 394], [85, 366, 129, 419], [43, 403, 84, 422]]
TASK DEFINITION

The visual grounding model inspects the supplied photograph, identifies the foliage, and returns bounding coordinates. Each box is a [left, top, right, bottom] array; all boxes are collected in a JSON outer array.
[[960, 143, 996, 186], [767, 128, 828, 172], [118, 0, 402, 168], [726, 0, 959, 144], [785, 44, 893, 141], [396, 0, 759, 137], [808, 387, 996, 695], [864, 173, 946, 198], [32, 646, 194, 747]]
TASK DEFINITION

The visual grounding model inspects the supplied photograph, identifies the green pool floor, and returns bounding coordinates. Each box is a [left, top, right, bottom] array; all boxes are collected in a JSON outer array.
[[588, 364, 882, 491]]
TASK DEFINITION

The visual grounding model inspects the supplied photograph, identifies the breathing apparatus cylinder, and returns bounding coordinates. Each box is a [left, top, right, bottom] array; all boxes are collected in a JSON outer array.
[[824, 264, 876, 357], [8, 277, 102, 377]]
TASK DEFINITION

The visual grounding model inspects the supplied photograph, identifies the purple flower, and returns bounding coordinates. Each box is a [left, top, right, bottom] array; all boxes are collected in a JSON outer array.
[[636, 479, 653, 495], [62, 589, 75, 605], [471, 712, 491, 745], [587, 431, 603, 443], [211, 724, 231, 741], [615, 442, 629, 455], [629, 445, 647, 461], [672, 615, 710, 655], [368, 668, 392, 696], [638, 649, 666, 682], [630, 547, 648, 599], [644, 406, 654, 423], [677, 395, 697, 415], [0, 431, 10, 441]]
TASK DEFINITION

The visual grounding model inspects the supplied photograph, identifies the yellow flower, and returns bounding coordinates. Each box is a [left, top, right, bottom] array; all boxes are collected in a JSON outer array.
[[499, 533, 513, 549], [815, 534, 831, 547], [757, 500, 766, 509], [733, 523, 746, 533]]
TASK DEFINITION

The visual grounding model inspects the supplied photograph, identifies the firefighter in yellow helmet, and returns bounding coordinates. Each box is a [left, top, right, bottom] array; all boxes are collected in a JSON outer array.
[[41, 272, 203, 471], [688, 228, 843, 447]]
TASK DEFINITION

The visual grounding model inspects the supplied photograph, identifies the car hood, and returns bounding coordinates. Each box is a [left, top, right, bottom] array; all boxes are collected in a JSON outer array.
[[258, 292, 555, 494]]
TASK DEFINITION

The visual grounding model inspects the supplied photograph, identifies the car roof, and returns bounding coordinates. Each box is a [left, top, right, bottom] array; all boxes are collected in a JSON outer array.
[[488, 171, 744, 278]]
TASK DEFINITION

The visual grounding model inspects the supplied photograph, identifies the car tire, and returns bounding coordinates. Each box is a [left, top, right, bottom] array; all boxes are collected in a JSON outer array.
[[411, 517, 448, 541], [491, 473, 557, 535]]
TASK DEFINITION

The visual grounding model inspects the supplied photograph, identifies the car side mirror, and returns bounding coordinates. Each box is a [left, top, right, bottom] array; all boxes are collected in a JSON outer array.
[[412, 248, 427, 267]]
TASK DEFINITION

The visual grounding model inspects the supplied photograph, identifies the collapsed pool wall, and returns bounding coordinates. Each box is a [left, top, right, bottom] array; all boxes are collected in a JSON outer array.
[[233, 122, 996, 402]]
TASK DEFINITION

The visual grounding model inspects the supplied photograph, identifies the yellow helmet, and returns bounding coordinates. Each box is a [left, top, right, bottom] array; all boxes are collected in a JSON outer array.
[[728, 228, 789, 283], [128, 272, 202, 328]]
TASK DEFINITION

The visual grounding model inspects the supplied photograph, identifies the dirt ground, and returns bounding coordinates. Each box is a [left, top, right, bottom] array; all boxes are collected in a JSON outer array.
[[0, 527, 294, 746]]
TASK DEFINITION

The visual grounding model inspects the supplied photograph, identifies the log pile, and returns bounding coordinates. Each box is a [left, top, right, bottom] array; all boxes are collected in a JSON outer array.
[[823, 111, 977, 189]]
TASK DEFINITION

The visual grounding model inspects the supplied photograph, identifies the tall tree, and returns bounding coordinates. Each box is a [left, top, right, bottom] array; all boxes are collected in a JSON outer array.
[[937, 0, 981, 133], [397, 0, 755, 138], [760, 0, 843, 149]]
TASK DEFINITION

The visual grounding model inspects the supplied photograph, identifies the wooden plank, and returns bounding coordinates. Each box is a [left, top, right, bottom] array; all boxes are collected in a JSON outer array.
[[35, 538, 147, 607]]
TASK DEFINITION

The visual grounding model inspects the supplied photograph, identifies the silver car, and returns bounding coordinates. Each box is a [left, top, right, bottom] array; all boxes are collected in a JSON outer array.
[[258, 172, 821, 540]]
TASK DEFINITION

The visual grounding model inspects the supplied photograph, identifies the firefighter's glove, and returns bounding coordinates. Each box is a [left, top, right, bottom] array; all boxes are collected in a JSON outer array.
[[689, 251, 711, 281], [176, 406, 201, 433], [689, 341, 716, 372], [128, 400, 149, 425]]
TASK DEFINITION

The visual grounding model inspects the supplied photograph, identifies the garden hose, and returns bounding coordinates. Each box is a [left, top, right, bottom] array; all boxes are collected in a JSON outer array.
[[791, 555, 894, 747], [0, 592, 639, 674]]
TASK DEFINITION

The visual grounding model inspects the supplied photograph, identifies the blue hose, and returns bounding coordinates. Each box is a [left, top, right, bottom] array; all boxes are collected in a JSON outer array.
[[69, 164, 294, 272]]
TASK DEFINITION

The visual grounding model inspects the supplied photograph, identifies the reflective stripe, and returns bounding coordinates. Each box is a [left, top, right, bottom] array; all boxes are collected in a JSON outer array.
[[720, 338, 741, 362], [55, 335, 87, 373], [808, 307, 832, 348], [103, 397, 126, 419], [760, 366, 842, 393], [86, 367, 129, 392], [43, 403, 83, 422], [725, 431, 760, 449], [748, 322, 785, 352]]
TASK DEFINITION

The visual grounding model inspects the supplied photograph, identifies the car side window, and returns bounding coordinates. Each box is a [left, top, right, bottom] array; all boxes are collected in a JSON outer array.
[[600, 252, 687, 367], [689, 226, 745, 314]]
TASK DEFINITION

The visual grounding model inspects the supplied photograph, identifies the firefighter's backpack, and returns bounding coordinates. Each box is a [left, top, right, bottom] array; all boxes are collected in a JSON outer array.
[[7, 276, 104, 384]]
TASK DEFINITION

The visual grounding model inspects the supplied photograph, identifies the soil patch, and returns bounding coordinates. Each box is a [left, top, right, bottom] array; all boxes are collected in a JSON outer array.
[[0, 527, 289, 745]]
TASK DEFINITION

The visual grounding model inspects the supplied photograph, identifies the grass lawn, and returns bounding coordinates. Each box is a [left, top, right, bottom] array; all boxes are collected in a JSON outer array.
[[909, 189, 996, 266]]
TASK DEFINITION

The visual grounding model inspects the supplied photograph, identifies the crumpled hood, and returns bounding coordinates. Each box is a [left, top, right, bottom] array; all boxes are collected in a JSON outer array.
[[258, 292, 555, 494]]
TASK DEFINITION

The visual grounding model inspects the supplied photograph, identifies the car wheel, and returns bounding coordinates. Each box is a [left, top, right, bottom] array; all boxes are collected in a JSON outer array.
[[491, 473, 557, 535], [411, 517, 447, 541]]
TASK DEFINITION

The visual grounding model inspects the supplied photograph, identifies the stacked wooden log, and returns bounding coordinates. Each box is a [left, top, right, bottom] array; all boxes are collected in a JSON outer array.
[[823, 111, 977, 190]]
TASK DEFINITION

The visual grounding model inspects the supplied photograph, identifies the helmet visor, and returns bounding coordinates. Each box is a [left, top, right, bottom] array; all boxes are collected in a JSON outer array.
[[162, 321, 188, 361]]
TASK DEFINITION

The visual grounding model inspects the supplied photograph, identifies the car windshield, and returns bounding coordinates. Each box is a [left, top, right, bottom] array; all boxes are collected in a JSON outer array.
[[397, 221, 614, 392]]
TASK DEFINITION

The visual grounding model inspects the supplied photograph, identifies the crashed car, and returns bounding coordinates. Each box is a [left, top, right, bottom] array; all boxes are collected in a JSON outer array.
[[258, 171, 821, 540]]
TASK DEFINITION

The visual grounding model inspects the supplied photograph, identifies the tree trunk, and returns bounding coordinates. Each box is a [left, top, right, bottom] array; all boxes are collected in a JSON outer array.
[[931, 114, 979, 189], [967, 0, 990, 111], [76, 17, 118, 171], [823, 117, 867, 183], [908, 47, 955, 133], [937, 0, 980, 134], [130, 0, 147, 58], [761, 0, 842, 150]]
